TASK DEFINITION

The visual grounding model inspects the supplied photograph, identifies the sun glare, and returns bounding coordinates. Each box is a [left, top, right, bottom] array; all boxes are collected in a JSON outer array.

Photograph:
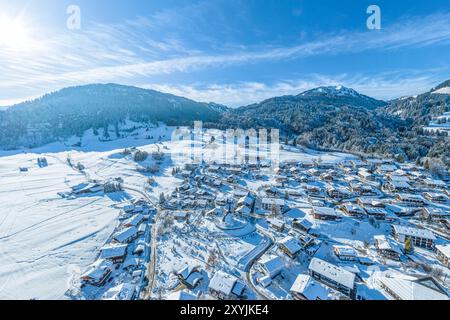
[[0, 15, 32, 51]]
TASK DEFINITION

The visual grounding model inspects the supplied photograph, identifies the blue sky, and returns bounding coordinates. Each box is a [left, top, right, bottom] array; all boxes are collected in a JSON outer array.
[[0, 0, 450, 107]]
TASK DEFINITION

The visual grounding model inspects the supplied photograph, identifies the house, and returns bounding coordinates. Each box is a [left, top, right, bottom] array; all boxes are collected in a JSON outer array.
[[388, 174, 411, 183], [358, 169, 374, 182], [435, 244, 450, 268], [308, 258, 356, 298], [123, 205, 136, 213], [262, 198, 287, 213], [293, 218, 313, 233], [365, 207, 387, 220], [71, 183, 104, 195], [422, 207, 449, 222], [290, 274, 330, 300], [423, 192, 448, 203], [376, 164, 398, 174], [173, 211, 190, 221], [278, 236, 302, 258], [422, 178, 447, 189], [238, 195, 255, 208], [113, 227, 139, 244], [137, 223, 147, 237], [209, 271, 245, 299], [341, 204, 366, 218], [100, 244, 128, 263], [124, 214, 145, 228], [350, 182, 377, 195], [176, 264, 203, 289], [357, 197, 385, 208], [385, 181, 412, 192], [374, 235, 401, 261], [259, 256, 284, 279], [257, 275, 272, 288], [267, 218, 285, 232], [81, 260, 113, 287], [379, 275, 448, 300], [236, 205, 252, 215], [320, 172, 335, 182], [391, 225, 436, 249], [304, 184, 321, 196], [326, 186, 351, 199], [312, 207, 340, 221], [166, 290, 198, 301], [333, 245, 358, 261], [102, 283, 136, 300], [395, 194, 425, 206], [385, 203, 418, 217]]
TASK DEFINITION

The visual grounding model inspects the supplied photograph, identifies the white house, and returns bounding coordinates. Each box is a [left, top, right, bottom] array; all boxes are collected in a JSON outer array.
[[435, 244, 450, 268], [209, 271, 245, 299], [278, 236, 302, 258], [259, 256, 284, 279], [308, 258, 356, 298], [391, 225, 436, 249], [379, 275, 448, 300], [333, 245, 358, 261], [290, 274, 330, 300]]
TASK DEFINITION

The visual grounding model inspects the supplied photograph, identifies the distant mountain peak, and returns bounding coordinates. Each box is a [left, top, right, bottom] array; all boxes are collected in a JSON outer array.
[[300, 85, 361, 98], [295, 85, 386, 109]]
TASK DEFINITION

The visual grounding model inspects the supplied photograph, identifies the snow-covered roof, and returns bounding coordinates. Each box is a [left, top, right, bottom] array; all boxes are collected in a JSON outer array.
[[166, 290, 197, 300], [114, 226, 138, 243], [236, 205, 251, 215], [102, 283, 136, 300], [290, 274, 330, 300], [262, 198, 286, 206], [100, 244, 128, 260], [396, 193, 424, 201], [125, 214, 144, 227], [333, 245, 357, 257], [260, 256, 284, 278], [392, 225, 436, 240], [436, 244, 450, 259], [267, 218, 285, 229], [313, 207, 339, 217], [278, 236, 302, 255], [209, 271, 238, 296], [380, 276, 449, 300], [389, 181, 411, 189], [374, 235, 401, 253], [309, 258, 355, 289], [342, 204, 365, 213], [238, 195, 254, 207], [177, 264, 199, 280], [423, 178, 446, 187], [231, 281, 246, 296], [378, 165, 397, 172], [81, 259, 113, 282], [138, 223, 147, 233]]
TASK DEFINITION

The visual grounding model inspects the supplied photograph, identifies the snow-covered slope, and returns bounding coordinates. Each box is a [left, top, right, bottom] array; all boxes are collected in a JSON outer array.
[[432, 87, 450, 95]]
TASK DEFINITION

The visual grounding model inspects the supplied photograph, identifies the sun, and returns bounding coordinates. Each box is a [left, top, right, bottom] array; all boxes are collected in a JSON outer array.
[[0, 15, 32, 51]]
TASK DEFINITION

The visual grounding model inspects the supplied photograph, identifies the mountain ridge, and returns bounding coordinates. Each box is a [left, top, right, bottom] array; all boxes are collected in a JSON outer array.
[[1, 81, 449, 175]]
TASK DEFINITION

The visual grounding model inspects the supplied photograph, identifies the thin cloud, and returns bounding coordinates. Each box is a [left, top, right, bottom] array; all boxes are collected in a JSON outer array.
[[142, 70, 449, 107]]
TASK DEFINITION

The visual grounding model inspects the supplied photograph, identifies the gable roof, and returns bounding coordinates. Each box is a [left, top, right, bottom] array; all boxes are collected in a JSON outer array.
[[309, 258, 355, 289], [290, 274, 330, 300], [380, 275, 448, 300]]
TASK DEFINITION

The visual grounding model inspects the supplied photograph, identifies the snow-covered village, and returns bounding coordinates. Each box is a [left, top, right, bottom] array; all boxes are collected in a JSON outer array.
[[1, 123, 449, 301], [1, 0, 450, 308]]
